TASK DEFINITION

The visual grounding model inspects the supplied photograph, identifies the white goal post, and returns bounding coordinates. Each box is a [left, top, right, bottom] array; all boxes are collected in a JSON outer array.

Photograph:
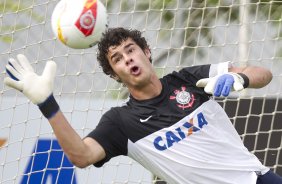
[[0, 0, 282, 183]]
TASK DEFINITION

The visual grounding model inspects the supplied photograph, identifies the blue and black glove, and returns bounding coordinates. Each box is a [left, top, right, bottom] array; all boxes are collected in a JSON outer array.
[[4, 54, 59, 119], [196, 72, 249, 97]]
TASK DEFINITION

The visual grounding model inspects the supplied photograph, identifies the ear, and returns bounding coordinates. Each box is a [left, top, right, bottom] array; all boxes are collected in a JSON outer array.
[[144, 48, 151, 59]]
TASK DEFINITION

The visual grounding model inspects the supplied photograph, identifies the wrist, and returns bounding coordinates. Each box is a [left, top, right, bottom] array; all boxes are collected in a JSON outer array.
[[237, 73, 250, 88], [38, 94, 60, 119]]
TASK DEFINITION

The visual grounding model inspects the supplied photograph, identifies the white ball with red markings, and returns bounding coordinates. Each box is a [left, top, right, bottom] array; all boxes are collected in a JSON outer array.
[[51, 0, 107, 49]]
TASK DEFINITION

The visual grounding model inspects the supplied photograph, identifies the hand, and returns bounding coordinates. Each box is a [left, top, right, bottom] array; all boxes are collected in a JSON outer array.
[[4, 54, 57, 104], [196, 72, 246, 97]]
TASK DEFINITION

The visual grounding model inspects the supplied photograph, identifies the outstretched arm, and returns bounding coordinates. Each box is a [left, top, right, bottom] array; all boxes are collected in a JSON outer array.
[[4, 54, 105, 168]]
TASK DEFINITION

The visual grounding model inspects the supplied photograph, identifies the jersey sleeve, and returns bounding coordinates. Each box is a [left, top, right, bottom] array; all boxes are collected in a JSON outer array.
[[180, 64, 210, 80], [180, 61, 232, 80], [85, 109, 128, 167]]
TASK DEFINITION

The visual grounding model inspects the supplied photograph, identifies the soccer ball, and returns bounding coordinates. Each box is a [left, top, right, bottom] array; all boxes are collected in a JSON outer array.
[[51, 0, 107, 49]]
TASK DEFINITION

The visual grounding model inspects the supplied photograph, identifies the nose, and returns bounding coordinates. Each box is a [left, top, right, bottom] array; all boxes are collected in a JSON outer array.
[[124, 55, 133, 66]]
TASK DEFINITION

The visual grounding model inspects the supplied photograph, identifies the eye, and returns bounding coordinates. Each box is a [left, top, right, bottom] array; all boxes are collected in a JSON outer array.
[[114, 58, 120, 63], [128, 47, 134, 53], [113, 56, 122, 63]]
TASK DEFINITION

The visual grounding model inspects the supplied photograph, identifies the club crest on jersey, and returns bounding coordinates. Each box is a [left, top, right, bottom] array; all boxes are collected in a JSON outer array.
[[170, 86, 195, 109]]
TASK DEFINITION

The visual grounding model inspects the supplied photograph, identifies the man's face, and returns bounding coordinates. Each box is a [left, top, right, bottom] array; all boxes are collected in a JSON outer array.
[[107, 38, 153, 88]]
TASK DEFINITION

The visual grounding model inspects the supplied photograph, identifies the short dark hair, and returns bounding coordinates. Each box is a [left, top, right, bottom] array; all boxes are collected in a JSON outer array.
[[97, 27, 151, 81]]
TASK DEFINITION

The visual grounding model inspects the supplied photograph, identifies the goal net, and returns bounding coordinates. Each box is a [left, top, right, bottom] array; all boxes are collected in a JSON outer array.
[[0, 0, 281, 183]]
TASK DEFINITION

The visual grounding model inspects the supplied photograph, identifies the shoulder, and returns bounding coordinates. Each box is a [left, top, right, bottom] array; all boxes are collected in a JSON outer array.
[[179, 64, 211, 77], [162, 64, 211, 82], [99, 102, 135, 126], [177, 62, 232, 78], [101, 106, 127, 121]]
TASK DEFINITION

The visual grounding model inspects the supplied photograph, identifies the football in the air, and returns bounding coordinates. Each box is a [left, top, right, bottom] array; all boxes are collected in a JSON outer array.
[[51, 0, 107, 49]]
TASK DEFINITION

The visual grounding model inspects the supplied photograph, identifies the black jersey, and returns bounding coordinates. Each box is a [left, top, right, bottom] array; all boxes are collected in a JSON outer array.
[[86, 62, 268, 184]]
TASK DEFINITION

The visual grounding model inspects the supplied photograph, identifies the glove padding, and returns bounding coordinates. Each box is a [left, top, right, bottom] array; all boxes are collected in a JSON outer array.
[[4, 54, 57, 104], [196, 72, 245, 97]]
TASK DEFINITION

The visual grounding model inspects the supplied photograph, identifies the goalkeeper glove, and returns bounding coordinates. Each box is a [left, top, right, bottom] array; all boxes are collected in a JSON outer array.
[[196, 72, 249, 97], [4, 54, 59, 119]]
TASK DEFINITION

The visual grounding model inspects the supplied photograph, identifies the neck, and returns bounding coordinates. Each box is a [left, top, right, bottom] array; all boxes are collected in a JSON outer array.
[[128, 75, 162, 101]]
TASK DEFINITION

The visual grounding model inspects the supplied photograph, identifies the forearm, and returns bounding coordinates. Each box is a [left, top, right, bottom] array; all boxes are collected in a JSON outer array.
[[229, 66, 272, 88], [48, 110, 91, 167]]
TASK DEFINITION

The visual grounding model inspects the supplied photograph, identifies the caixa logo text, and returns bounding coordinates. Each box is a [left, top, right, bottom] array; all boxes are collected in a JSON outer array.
[[153, 112, 208, 151]]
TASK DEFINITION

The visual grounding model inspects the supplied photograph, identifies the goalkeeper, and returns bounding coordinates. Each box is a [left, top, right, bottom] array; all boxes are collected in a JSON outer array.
[[4, 27, 282, 184]]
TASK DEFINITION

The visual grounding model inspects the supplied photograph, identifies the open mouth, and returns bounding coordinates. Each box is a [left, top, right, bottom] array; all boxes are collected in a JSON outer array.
[[130, 66, 141, 75]]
